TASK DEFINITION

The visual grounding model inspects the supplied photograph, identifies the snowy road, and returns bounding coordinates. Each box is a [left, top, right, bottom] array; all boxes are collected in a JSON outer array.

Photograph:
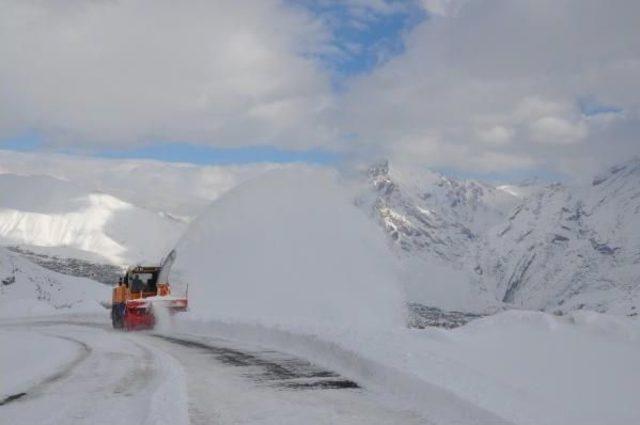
[[0, 319, 427, 425]]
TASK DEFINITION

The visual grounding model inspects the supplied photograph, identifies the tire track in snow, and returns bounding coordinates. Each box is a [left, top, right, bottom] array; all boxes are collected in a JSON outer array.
[[153, 334, 360, 390], [4, 320, 428, 424], [0, 323, 184, 425], [110, 341, 155, 396], [143, 332, 428, 425], [0, 331, 92, 406], [0, 392, 26, 406]]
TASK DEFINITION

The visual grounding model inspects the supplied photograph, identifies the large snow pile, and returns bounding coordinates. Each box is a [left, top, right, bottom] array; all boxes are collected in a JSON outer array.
[[0, 247, 109, 318], [0, 173, 185, 264], [172, 168, 406, 330]]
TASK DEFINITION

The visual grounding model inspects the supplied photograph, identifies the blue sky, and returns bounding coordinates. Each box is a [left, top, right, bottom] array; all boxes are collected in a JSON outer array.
[[0, 1, 424, 167], [295, 0, 425, 83], [578, 96, 623, 117], [97, 143, 340, 165], [0, 134, 340, 165]]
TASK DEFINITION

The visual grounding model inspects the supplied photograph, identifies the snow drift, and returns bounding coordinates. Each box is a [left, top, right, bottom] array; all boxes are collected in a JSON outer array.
[[172, 168, 406, 330]]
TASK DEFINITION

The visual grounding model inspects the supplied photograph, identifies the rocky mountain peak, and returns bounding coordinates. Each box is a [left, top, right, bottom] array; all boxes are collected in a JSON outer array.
[[364, 158, 639, 316]]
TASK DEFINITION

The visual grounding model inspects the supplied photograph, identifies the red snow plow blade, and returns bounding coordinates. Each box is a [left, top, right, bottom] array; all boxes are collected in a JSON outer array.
[[123, 297, 188, 331]]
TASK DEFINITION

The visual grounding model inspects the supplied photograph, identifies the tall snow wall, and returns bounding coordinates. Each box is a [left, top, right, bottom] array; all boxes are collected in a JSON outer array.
[[171, 167, 406, 330]]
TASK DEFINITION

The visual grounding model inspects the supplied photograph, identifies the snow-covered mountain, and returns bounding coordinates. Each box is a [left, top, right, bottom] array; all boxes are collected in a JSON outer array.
[[366, 161, 519, 265], [0, 246, 109, 317], [361, 161, 522, 312], [365, 158, 640, 316], [480, 159, 640, 315], [1, 150, 637, 317], [0, 174, 185, 265]]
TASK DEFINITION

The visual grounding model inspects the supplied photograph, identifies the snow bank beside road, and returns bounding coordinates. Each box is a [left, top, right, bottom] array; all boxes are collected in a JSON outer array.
[[169, 316, 510, 425], [422, 310, 640, 425], [172, 310, 640, 425], [165, 166, 640, 424]]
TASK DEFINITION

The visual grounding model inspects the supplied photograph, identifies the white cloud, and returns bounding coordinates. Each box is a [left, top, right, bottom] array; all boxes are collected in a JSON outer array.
[[1, 0, 638, 178], [0, 0, 335, 150], [0, 149, 282, 219], [420, 0, 467, 16], [529, 117, 587, 145], [341, 0, 640, 176], [513, 97, 570, 122], [477, 125, 512, 146]]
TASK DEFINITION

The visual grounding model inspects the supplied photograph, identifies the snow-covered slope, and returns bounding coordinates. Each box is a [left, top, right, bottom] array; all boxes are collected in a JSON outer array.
[[480, 158, 640, 315], [361, 161, 517, 312], [496, 179, 544, 200], [2, 149, 637, 317], [364, 159, 640, 316], [0, 247, 109, 317], [365, 161, 518, 264], [0, 174, 185, 264]]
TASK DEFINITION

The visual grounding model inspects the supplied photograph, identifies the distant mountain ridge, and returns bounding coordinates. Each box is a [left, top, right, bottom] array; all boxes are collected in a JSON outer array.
[[1, 155, 637, 317], [365, 158, 640, 316], [0, 173, 185, 265], [366, 161, 519, 265], [479, 158, 640, 315]]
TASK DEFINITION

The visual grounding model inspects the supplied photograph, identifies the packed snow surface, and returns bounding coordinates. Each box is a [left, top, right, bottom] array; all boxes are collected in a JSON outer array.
[[0, 329, 79, 400], [0, 322, 189, 425], [172, 168, 406, 330], [1, 318, 431, 425]]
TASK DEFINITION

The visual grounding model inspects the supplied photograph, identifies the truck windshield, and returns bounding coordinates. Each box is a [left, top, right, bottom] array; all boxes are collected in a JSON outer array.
[[130, 272, 156, 292]]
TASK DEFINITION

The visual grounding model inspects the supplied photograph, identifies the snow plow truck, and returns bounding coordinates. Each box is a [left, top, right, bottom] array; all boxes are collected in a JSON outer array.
[[111, 250, 188, 330]]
